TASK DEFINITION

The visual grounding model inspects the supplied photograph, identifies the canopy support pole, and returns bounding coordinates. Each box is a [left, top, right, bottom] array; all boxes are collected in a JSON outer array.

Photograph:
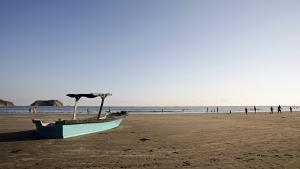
[[73, 97, 80, 120], [97, 96, 105, 119]]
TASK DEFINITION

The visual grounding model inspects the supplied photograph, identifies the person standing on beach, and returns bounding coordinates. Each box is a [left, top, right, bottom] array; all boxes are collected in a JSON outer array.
[[32, 107, 37, 114], [254, 106, 257, 113], [217, 107, 219, 113], [206, 107, 208, 113], [278, 105, 282, 114], [270, 106, 273, 114], [245, 107, 248, 115], [290, 106, 292, 113]]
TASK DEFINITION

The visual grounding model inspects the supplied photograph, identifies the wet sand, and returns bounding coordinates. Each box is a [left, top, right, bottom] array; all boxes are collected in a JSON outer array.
[[0, 112, 300, 169]]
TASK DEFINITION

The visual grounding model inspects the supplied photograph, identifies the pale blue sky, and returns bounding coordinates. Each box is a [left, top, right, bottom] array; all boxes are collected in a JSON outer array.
[[1, 0, 300, 106]]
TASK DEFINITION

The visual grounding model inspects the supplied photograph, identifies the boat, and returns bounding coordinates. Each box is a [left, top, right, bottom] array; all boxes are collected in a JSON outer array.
[[32, 93, 127, 139]]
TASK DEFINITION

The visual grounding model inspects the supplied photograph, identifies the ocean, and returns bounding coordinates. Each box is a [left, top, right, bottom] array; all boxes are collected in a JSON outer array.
[[0, 106, 299, 114]]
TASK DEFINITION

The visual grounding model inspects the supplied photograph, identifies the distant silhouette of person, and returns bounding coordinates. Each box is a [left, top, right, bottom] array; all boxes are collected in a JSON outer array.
[[87, 108, 90, 115], [29, 107, 32, 113], [245, 107, 248, 115], [206, 107, 208, 113], [217, 107, 219, 113], [32, 107, 37, 114], [278, 105, 282, 114], [270, 106, 273, 114], [230, 110, 232, 114], [290, 106, 292, 113], [254, 106, 257, 113]]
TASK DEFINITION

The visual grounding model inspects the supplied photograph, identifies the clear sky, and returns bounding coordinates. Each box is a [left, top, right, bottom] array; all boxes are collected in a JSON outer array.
[[1, 0, 300, 106]]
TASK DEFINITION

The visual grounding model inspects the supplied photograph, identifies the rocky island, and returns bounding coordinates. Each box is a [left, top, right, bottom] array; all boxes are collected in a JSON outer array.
[[0, 99, 15, 106], [31, 100, 63, 106]]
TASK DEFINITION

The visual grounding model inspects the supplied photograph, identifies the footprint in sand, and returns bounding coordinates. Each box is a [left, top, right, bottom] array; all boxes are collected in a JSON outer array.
[[140, 138, 150, 142], [284, 154, 293, 158], [209, 158, 220, 163], [182, 161, 191, 166], [10, 149, 22, 153]]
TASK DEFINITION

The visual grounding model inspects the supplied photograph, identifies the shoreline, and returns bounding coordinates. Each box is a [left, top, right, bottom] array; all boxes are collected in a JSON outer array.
[[0, 111, 299, 115], [1, 105, 299, 115]]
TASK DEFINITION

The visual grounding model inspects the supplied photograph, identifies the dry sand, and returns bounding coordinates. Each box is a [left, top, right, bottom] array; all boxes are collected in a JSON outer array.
[[0, 112, 300, 169]]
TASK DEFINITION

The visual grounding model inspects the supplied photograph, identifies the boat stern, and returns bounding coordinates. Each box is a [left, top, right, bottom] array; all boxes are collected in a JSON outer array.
[[32, 119, 64, 139]]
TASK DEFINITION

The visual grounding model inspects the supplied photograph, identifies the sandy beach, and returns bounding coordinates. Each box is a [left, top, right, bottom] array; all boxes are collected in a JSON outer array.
[[0, 112, 300, 169]]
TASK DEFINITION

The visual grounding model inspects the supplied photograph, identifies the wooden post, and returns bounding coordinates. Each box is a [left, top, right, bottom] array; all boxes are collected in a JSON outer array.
[[97, 96, 105, 119], [73, 97, 80, 120]]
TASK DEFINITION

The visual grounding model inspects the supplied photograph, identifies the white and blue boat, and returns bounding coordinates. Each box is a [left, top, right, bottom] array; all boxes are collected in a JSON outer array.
[[32, 93, 127, 139]]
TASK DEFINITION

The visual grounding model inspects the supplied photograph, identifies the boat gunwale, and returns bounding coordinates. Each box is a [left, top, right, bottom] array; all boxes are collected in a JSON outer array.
[[63, 115, 125, 125]]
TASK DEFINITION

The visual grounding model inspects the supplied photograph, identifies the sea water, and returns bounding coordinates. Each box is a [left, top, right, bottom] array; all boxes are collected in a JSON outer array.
[[0, 106, 299, 114]]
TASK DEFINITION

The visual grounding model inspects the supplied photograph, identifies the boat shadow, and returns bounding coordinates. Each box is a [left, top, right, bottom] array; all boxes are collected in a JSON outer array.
[[0, 130, 41, 142]]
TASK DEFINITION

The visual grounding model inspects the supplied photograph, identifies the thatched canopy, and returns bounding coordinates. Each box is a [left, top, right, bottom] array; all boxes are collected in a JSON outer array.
[[66, 93, 112, 100]]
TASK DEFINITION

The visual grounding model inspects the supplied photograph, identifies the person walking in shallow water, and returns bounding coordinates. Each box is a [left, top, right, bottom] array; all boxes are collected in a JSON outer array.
[[254, 106, 257, 113], [245, 107, 248, 115], [270, 106, 273, 114], [290, 106, 292, 113], [278, 105, 282, 114]]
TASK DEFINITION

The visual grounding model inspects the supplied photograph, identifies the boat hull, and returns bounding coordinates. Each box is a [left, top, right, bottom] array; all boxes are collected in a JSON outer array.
[[63, 118, 122, 138], [32, 117, 123, 139]]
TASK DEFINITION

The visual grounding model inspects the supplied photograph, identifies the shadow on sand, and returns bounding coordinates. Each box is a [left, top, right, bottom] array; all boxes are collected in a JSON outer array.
[[0, 130, 40, 142]]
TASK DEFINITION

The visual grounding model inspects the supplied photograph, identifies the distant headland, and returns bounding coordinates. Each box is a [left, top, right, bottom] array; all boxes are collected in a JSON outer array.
[[30, 100, 63, 106], [0, 99, 15, 106]]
